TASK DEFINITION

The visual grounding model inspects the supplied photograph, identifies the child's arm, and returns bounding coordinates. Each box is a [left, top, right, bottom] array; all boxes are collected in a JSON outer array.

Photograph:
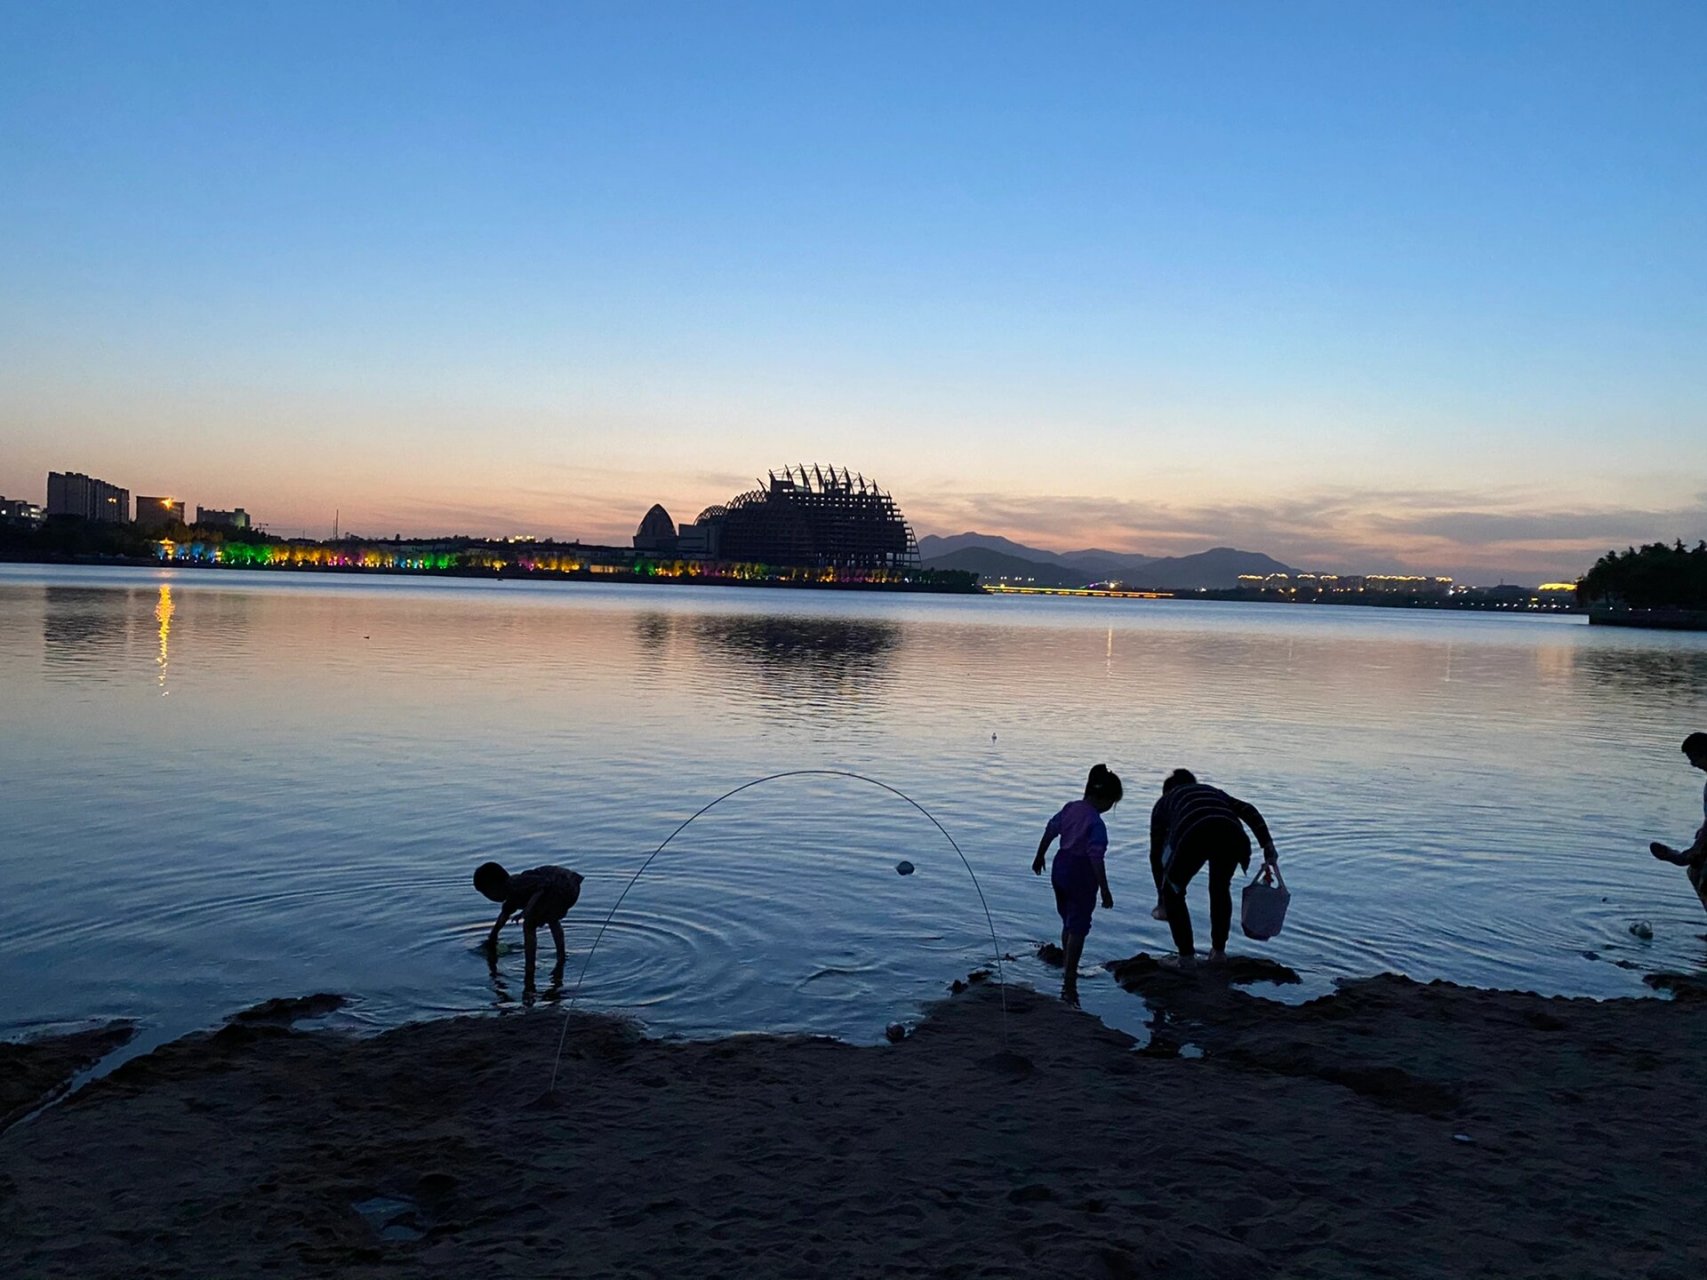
[[1033, 809, 1063, 875], [1032, 831, 1054, 875], [1096, 858, 1114, 910], [484, 904, 515, 951]]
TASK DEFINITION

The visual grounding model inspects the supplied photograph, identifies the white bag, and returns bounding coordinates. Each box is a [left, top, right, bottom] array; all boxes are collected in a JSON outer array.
[[1240, 864, 1290, 940]]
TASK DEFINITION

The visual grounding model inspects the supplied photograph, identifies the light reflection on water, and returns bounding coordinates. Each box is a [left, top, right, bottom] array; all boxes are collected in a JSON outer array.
[[2, 564, 1706, 1055]]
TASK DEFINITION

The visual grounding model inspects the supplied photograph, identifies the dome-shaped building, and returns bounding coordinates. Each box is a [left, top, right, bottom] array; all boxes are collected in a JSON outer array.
[[632, 503, 679, 554]]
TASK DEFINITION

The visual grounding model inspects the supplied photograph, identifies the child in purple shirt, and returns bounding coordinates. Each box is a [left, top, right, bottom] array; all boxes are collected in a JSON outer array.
[[1032, 764, 1123, 1007]]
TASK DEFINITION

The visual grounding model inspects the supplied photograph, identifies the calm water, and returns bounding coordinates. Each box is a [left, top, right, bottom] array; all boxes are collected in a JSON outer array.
[[3, 564, 1706, 1058]]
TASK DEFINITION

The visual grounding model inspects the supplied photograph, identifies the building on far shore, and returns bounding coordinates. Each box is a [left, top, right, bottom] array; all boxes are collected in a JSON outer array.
[[134, 496, 186, 534], [672, 465, 920, 569], [632, 504, 678, 554], [46, 471, 129, 523], [0, 496, 45, 525], [195, 506, 251, 531], [1236, 572, 1454, 598]]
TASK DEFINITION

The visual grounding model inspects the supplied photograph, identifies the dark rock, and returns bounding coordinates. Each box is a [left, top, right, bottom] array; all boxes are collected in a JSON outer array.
[[1645, 971, 1707, 1002], [1106, 951, 1300, 991], [227, 994, 347, 1026]]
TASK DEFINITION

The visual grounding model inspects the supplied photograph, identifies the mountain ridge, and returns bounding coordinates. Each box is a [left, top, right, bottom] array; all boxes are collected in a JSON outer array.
[[917, 532, 1295, 589]]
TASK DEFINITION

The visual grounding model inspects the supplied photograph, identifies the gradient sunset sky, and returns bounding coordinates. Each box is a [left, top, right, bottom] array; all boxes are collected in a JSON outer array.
[[3, 2, 1703, 584]]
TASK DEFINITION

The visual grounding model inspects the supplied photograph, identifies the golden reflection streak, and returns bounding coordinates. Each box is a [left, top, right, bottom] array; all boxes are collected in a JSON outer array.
[[156, 584, 174, 693]]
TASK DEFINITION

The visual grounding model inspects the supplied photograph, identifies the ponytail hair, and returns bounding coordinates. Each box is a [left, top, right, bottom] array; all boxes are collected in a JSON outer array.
[[1084, 763, 1123, 806]]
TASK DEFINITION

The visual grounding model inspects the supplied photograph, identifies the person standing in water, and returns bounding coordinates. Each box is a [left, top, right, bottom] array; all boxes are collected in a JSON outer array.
[[1150, 769, 1278, 970], [1650, 732, 1707, 912], [1033, 764, 1123, 1007]]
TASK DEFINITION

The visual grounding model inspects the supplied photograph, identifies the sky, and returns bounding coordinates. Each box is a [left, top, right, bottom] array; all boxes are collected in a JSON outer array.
[[2, 2, 1704, 585]]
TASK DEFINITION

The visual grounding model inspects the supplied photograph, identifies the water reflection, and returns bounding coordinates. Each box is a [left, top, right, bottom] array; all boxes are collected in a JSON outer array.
[[487, 948, 565, 1007], [634, 612, 674, 650], [156, 585, 174, 694], [41, 587, 134, 677], [691, 614, 901, 695], [1573, 645, 1707, 697]]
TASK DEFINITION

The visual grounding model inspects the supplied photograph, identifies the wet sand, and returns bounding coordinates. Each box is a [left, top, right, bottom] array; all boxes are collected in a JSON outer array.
[[0, 1022, 134, 1134], [3, 973, 1706, 1279]]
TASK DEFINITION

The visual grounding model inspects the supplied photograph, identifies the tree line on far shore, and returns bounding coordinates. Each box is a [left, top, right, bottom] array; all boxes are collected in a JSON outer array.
[[1578, 541, 1707, 610], [0, 515, 278, 560]]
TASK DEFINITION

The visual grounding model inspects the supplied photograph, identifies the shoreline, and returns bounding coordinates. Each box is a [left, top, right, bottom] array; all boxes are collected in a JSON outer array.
[[5, 968, 1706, 1278], [2, 554, 1599, 617]]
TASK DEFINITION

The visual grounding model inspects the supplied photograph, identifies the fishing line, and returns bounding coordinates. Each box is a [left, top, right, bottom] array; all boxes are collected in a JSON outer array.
[[548, 768, 1008, 1091]]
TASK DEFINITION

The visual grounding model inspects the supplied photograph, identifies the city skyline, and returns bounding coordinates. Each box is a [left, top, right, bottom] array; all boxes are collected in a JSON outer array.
[[4, 4, 1704, 585]]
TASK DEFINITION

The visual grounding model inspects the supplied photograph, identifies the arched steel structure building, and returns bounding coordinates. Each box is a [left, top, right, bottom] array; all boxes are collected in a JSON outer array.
[[687, 465, 920, 569]]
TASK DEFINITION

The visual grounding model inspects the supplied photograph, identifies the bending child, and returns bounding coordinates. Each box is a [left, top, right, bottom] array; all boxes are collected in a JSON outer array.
[[475, 861, 584, 989], [1650, 732, 1707, 914], [1033, 764, 1123, 1007]]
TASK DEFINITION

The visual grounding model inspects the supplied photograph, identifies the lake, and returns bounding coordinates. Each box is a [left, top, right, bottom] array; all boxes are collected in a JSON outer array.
[[3, 563, 1705, 1059]]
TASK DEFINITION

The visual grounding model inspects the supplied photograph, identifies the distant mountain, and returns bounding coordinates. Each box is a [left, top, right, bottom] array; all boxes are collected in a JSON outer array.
[[1055, 547, 1156, 574], [1124, 547, 1295, 590], [917, 532, 1086, 568], [920, 546, 1094, 588], [919, 532, 1295, 590]]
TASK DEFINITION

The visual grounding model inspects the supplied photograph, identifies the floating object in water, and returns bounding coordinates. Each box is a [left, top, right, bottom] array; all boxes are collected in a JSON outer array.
[[1630, 920, 1654, 940], [1452, 1133, 1475, 1145], [895, 860, 915, 876], [884, 1022, 907, 1043], [550, 768, 1010, 1091]]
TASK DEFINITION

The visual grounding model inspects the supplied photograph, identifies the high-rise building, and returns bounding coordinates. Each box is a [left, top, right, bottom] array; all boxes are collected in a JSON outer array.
[[134, 496, 185, 533], [46, 471, 129, 523], [195, 506, 251, 531]]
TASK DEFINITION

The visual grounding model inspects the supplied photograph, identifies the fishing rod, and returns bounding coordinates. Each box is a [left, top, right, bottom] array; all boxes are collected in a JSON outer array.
[[549, 769, 1008, 1091]]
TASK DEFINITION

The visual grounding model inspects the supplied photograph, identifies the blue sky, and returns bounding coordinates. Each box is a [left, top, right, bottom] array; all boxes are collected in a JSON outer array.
[[2, 1, 1703, 582]]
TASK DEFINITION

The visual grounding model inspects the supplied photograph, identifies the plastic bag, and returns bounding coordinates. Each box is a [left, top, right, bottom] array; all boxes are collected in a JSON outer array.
[[1240, 863, 1290, 940]]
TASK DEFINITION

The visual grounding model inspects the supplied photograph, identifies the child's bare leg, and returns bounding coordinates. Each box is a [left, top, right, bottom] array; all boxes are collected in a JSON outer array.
[[1061, 930, 1086, 1005], [548, 919, 566, 966], [523, 923, 539, 988]]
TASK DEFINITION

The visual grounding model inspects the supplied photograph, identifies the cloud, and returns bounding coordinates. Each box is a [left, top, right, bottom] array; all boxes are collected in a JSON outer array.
[[1363, 507, 1707, 545], [905, 485, 1707, 584]]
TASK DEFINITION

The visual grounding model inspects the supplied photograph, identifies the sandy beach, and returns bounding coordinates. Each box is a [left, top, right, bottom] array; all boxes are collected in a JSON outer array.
[[3, 968, 1706, 1279]]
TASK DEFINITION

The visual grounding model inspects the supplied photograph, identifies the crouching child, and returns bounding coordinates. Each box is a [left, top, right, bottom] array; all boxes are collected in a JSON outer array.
[[475, 862, 584, 988]]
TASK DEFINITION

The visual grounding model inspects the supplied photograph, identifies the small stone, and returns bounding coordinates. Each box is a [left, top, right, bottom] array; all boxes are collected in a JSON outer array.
[[884, 1022, 907, 1043], [895, 860, 915, 876], [1630, 921, 1654, 940]]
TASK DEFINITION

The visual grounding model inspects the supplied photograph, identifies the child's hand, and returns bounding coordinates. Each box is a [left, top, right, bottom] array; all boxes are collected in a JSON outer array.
[[1101, 889, 1115, 910], [1031, 855, 1045, 875]]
